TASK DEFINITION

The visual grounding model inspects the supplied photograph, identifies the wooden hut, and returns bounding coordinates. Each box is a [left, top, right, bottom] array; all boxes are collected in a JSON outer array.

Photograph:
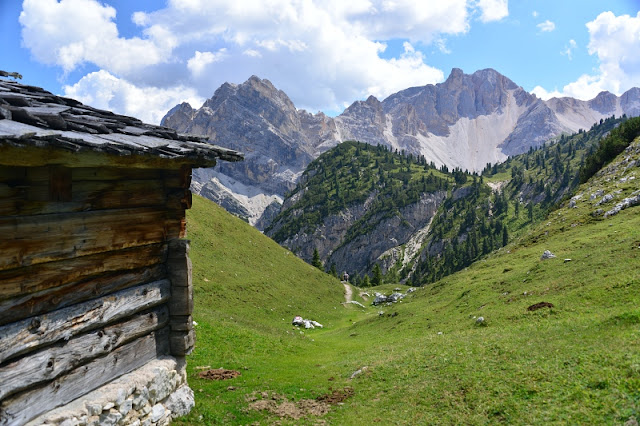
[[0, 75, 242, 425]]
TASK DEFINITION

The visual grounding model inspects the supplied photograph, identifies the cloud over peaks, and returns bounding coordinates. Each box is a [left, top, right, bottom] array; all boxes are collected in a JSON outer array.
[[535, 11, 640, 101], [20, 0, 511, 123]]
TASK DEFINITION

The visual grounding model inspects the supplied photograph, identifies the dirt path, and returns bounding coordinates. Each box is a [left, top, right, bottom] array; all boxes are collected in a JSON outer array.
[[342, 281, 353, 303]]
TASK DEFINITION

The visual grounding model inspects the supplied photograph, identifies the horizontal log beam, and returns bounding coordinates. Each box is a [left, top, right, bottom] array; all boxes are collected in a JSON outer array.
[[0, 181, 167, 216], [0, 144, 211, 169], [0, 263, 166, 327], [0, 207, 181, 271], [0, 327, 170, 425], [0, 279, 170, 364], [0, 243, 167, 301], [0, 306, 169, 400]]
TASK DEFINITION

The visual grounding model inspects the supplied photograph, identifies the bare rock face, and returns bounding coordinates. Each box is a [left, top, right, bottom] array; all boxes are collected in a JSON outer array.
[[270, 192, 446, 276], [162, 76, 328, 225], [335, 95, 388, 146], [589, 91, 618, 115], [621, 87, 640, 116], [382, 68, 522, 137], [161, 70, 640, 227]]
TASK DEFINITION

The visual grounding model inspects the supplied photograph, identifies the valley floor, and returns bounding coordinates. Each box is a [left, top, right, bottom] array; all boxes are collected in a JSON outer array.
[[177, 192, 640, 425]]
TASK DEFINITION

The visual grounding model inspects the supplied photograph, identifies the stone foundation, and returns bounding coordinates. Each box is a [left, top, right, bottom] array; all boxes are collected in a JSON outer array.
[[26, 357, 194, 426]]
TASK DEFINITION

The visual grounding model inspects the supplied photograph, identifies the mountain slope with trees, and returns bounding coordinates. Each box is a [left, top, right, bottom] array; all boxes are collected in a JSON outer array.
[[269, 115, 639, 286]]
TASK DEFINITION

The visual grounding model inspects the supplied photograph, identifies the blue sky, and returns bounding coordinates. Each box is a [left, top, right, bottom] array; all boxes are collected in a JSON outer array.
[[2, 0, 639, 123]]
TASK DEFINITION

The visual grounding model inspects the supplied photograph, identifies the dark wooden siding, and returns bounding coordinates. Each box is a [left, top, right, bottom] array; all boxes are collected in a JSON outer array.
[[0, 164, 193, 424]]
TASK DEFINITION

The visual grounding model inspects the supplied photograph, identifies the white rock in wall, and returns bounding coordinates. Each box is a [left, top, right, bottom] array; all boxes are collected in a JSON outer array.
[[164, 386, 195, 418], [150, 404, 166, 423]]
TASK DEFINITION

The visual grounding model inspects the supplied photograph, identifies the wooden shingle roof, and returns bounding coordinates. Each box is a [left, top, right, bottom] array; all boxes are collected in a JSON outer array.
[[0, 76, 243, 168]]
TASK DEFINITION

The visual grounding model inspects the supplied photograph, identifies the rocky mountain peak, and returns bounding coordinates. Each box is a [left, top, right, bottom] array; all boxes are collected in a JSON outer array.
[[365, 95, 381, 106], [161, 69, 640, 229], [621, 87, 640, 116], [589, 91, 617, 114], [160, 102, 195, 128], [446, 67, 464, 83]]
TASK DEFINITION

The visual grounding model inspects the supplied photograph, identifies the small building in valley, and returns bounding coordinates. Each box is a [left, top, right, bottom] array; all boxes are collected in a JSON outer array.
[[0, 75, 242, 425]]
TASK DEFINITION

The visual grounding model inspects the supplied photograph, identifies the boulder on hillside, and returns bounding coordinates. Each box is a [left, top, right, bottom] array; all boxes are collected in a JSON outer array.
[[292, 316, 323, 329], [541, 250, 556, 260], [372, 295, 389, 305]]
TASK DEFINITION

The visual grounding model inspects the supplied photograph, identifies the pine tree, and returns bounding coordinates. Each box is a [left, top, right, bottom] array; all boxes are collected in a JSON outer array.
[[371, 264, 383, 286], [362, 275, 371, 287], [311, 248, 323, 270], [329, 263, 338, 278]]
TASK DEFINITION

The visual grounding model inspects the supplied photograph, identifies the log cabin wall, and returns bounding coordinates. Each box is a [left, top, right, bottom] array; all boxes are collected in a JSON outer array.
[[0, 76, 241, 425], [0, 163, 197, 425]]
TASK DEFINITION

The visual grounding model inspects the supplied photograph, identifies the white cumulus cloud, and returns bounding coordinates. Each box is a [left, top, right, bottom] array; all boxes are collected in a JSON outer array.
[[537, 20, 556, 32], [476, 0, 509, 23], [19, 0, 171, 75], [534, 11, 640, 100], [561, 39, 577, 60], [19, 0, 512, 123], [531, 85, 563, 100], [63, 70, 205, 124], [187, 50, 228, 76]]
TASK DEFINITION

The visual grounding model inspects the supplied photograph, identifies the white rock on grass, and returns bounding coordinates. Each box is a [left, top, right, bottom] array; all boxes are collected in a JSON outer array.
[[541, 250, 556, 260]]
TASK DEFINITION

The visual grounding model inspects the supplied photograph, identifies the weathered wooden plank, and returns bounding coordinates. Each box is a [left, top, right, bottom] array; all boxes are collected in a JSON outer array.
[[71, 167, 162, 181], [0, 306, 169, 400], [170, 329, 195, 356], [0, 265, 167, 326], [0, 180, 167, 216], [167, 239, 193, 316], [166, 189, 191, 211], [0, 166, 63, 184], [169, 285, 193, 317], [0, 243, 167, 300], [167, 239, 192, 287], [167, 238, 194, 356], [0, 279, 170, 364], [0, 207, 180, 271], [48, 166, 71, 202], [169, 315, 193, 332], [0, 166, 162, 184], [0, 144, 215, 169], [73, 179, 167, 208], [0, 327, 170, 426]]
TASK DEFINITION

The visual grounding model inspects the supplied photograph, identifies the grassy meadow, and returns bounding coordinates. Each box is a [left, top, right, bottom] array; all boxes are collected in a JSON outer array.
[[177, 142, 640, 424]]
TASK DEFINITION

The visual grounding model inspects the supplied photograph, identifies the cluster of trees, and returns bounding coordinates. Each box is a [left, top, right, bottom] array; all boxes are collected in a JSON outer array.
[[580, 115, 640, 182], [295, 115, 634, 288], [408, 177, 510, 285], [268, 141, 455, 245], [402, 115, 629, 287]]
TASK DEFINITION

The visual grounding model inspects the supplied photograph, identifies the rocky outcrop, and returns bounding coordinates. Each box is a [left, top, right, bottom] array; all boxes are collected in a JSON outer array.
[[269, 192, 446, 276]]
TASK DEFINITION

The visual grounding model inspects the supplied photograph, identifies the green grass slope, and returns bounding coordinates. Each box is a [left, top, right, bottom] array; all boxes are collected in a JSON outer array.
[[178, 195, 346, 423], [179, 135, 640, 424]]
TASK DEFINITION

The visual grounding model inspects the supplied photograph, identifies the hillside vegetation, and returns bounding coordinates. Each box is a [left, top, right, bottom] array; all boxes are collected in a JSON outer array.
[[267, 116, 635, 287], [178, 128, 640, 423], [412, 115, 629, 285], [266, 141, 452, 243]]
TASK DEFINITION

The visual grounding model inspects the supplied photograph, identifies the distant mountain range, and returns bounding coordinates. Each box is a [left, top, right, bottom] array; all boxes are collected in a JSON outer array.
[[162, 68, 640, 227]]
